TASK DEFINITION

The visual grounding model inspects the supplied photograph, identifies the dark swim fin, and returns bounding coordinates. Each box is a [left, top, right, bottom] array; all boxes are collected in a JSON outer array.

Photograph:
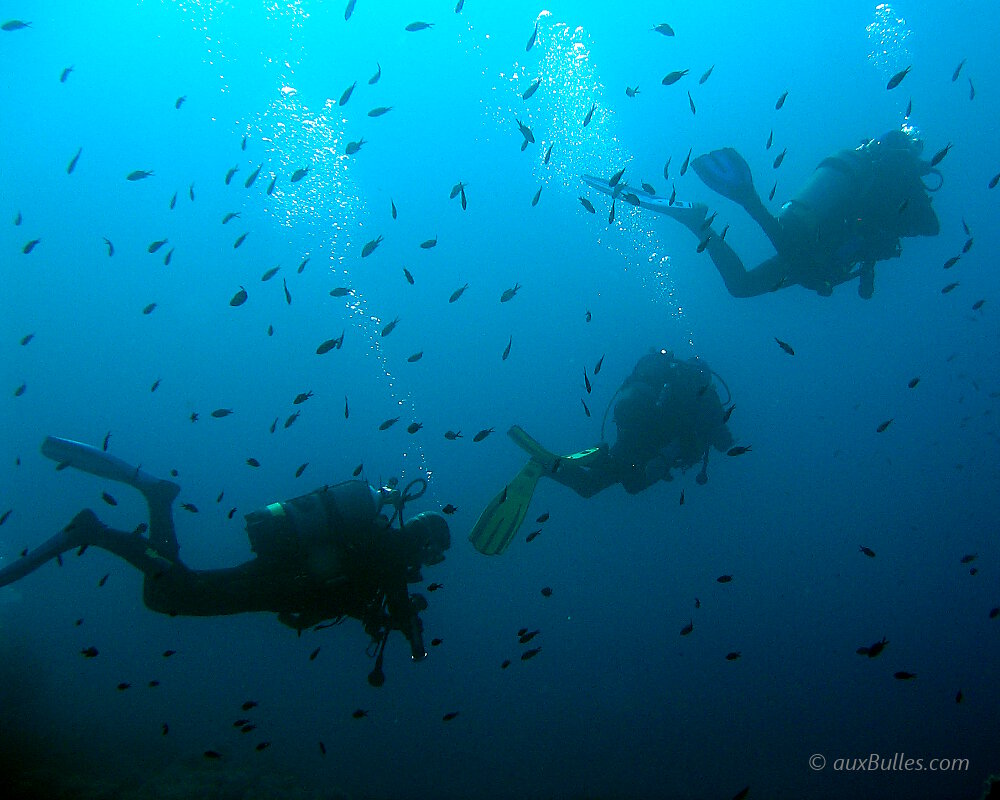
[[691, 148, 756, 208]]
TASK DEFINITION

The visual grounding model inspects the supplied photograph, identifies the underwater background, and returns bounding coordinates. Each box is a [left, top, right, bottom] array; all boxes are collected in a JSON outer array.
[[1, 1, 998, 798]]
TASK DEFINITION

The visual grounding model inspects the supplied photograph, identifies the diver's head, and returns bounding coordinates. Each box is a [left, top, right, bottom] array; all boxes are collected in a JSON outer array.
[[406, 512, 450, 566], [878, 125, 924, 158]]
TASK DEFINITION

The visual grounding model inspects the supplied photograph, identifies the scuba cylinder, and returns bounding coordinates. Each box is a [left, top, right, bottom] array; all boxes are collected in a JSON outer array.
[[244, 481, 377, 560]]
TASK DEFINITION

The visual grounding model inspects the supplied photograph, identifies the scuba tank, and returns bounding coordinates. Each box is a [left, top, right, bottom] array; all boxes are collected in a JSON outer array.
[[244, 481, 376, 560]]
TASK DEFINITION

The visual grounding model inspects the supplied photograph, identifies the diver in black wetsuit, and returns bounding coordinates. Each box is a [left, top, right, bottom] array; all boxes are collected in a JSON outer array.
[[583, 127, 941, 299], [0, 437, 450, 686]]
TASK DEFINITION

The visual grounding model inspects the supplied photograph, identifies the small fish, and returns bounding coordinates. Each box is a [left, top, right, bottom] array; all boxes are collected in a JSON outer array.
[[442, 711, 460, 721], [768, 183, 776, 201], [261, 266, 280, 281], [379, 417, 400, 431], [369, 62, 381, 84], [162, 649, 176, 658], [540, 586, 552, 597], [688, 91, 696, 115], [699, 64, 714, 84], [441, 504, 458, 515], [876, 418, 893, 433], [174, 95, 186, 109], [641, 182, 656, 194], [473, 428, 494, 442], [989, 173, 1000, 190], [59, 65, 75, 82], [775, 90, 788, 109], [22, 238, 41, 254], [536, 512, 549, 523], [142, 302, 157, 315], [381, 316, 400, 337], [775, 337, 795, 355], [98, 573, 110, 587], [352, 709, 369, 719], [117, 682, 131, 691], [972, 299, 985, 310], [929, 143, 952, 167], [887, 66, 911, 90], [579, 196, 596, 214], [581, 398, 591, 417], [405, 21, 434, 32], [959, 553, 977, 564], [893, 671, 917, 681], [222, 212, 240, 225], [502, 336, 512, 361], [593, 354, 605, 375], [662, 156, 671, 180], [403, 268, 414, 285], [766, 129, 774, 149], [345, 138, 366, 155], [905, 97, 912, 118], [225, 164, 239, 184], [267, 175, 276, 194], [727, 445, 751, 456], [344, 396, 350, 419], [962, 238, 973, 254], [521, 648, 542, 661], [241, 135, 247, 151], [679, 490, 685, 506], [990, 607, 1000, 620], [102, 491, 118, 506], [773, 148, 787, 169], [431, 638, 443, 646], [189, 183, 195, 200], [361, 235, 384, 258], [81, 646, 99, 658], [716, 575, 733, 583], [526, 529, 542, 542], [284, 411, 300, 429], [330, 287, 353, 297], [525, 21, 538, 51], [942, 282, 959, 294], [583, 102, 596, 127], [163, 248, 174, 266], [680, 147, 692, 176], [522, 78, 541, 100], [860, 545, 876, 558], [344, 0, 356, 20], [67, 147, 82, 174], [444, 431, 462, 440], [585, 310, 592, 322], [293, 391, 313, 404], [181, 503, 198, 513], [227, 507, 236, 519], [955, 690, 963, 704], [952, 58, 967, 82], [211, 408, 234, 418], [968, 78, 975, 100], [150, 378, 161, 392], [680, 619, 694, 636], [309, 647, 321, 661], [501, 659, 511, 669], [353, 463, 363, 477], [368, 106, 392, 117], [427, 582, 443, 592], [407, 422, 423, 434], [242, 700, 258, 711], [127, 170, 154, 181], [102, 237, 114, 256], [233, 232, 248, 248], [391, 199, 397, 219], [543, 144, 553, 164], [625, 85, 639, 98], [407, 352, 423, 363], [14, 210, 21, 225], [725, 652, 741, 661], [244, 164, 262, 188], [583, 368, 592, 394], [283, 278, 291, 305], [449, 283, 469, 303], [500, 283, 521, 302], [319, 741, 327, 755], [290, 166, 310, 182], [203, 751, 222, 760], [230, 286, 248, 306], [652, 23, 674, 36], [255, 742, 271, 752], [418, 235, 439, 250]]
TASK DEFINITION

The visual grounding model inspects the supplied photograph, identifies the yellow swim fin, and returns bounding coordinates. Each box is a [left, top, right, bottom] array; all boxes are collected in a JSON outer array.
[[468, 459, 544, 556], [469, 427, 605, 555]]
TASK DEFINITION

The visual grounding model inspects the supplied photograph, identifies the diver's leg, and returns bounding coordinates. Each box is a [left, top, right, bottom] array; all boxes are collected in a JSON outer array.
[[0, 509, 172, 589], [700, 236, 789, 298], [41, 437, 182, 560], [545, 459, 617, 499]]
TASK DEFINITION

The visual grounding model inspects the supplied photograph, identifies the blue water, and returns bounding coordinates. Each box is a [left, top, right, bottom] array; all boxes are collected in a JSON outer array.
[[1, 2, 998, 798]]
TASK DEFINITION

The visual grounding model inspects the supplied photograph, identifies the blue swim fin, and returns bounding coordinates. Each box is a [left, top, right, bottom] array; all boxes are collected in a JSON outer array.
[[691, 148, 756, 207]]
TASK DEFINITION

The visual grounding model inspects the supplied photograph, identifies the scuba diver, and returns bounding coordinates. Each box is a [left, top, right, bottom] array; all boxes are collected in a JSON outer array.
[[0, 437, 450, 687], [469, 348, 736, 555], [582, 127, 941, 299]]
